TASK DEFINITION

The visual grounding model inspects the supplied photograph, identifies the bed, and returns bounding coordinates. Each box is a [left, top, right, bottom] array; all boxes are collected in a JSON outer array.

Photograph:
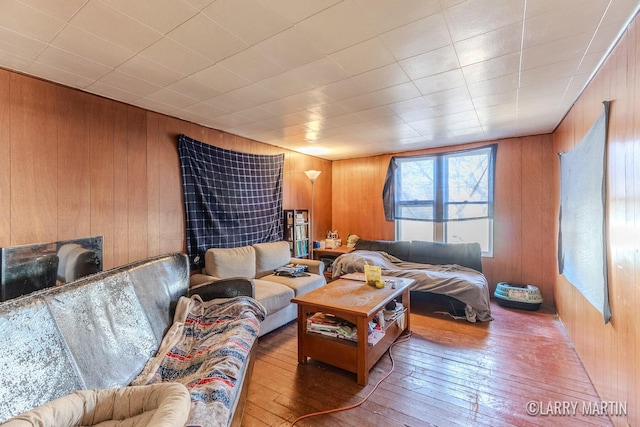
[[331, 239, 492, 322]]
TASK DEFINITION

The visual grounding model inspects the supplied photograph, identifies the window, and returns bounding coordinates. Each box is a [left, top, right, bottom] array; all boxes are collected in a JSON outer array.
[[383, 144, 497, 255]]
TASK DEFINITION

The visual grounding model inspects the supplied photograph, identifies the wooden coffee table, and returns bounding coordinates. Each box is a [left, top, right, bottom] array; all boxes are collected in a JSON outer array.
[[291, 274, 412, 385]]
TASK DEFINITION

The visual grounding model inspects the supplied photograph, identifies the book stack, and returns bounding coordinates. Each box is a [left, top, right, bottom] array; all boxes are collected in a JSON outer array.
[[306, 313, 357, 342]]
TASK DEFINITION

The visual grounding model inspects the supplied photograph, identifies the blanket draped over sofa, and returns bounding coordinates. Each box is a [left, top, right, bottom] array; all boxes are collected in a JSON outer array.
[[133, 295, 266, 427], [332, 250, 492, 322]]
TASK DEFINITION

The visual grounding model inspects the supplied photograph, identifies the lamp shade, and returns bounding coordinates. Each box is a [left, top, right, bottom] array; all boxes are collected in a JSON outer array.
[[304, 170, 321, 182]]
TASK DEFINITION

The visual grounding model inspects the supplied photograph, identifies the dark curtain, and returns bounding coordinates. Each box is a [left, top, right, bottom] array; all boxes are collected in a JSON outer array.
[[558, 101, 611, 323], [383, 144, 497, 222], [178, 134, 284, 269]]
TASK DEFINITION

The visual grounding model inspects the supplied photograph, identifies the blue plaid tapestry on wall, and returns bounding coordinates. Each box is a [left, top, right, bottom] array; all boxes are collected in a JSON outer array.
[[178, 134, 284, 269]]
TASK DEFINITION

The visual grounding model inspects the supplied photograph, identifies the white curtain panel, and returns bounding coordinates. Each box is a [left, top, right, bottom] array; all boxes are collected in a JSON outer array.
[[558, 101, 611, 323]]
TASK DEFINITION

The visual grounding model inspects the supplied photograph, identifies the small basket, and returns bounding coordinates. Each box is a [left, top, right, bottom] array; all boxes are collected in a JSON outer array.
[[494, 282, 543, 311]]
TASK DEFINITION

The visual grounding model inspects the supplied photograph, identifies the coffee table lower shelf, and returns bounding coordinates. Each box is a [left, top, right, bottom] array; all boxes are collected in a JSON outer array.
[[298, 312, 407, 385], [292, 276, 412, 386]]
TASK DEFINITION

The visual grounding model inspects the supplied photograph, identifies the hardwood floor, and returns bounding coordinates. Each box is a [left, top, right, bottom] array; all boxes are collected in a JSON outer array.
[[241, 295, 613, 427]]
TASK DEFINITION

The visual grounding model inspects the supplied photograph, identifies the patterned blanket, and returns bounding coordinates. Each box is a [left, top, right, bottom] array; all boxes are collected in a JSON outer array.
[[133, 296, 266, 427]]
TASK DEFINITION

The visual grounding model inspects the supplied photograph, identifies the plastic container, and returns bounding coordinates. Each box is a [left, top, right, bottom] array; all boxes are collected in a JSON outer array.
[[494, 282, 543, 311]]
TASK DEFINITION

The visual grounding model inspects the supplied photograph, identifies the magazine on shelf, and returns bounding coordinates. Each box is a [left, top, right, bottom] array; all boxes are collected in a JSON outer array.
[[306, 313, 357, 341]]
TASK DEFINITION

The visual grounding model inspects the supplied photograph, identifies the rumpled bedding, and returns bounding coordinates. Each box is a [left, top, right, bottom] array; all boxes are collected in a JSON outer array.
[[332, 250, 493, 322], [133, 295, 266, 427]]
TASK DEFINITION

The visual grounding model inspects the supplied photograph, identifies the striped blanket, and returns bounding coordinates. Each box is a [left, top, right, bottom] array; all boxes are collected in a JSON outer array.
[[133, 295, 266, 427]]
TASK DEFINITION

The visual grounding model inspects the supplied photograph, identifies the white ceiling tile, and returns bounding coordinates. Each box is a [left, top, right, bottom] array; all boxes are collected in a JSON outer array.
[[139, 37, 210, 76], [462, 52, 521, 84], [86, 80, 142, 103], [277, 90, 333, 112], [259, 111, 311, 128], [576, 52, 605, 75], [227, 122, 277, 138], [51, 26, 134, 68], [341, 82, 420, 112], [257, 71, 315, 98], [306, 102, 353, 120], [445, 0, 524, 42], [182, 101, 229, 119], [207, 84, 279, 112], [476, 103, 518, 121], [234, 106, 277, 122], [168, 14, 248, 62], [252, 26, 325, 70], [16, 0, 86, 21], [524, 0, 597, 18], [398, 106, 438, 124], [0, 0, 65, 42], [218, 48, 284, 83], [352, 63, 410, 92], [296, 1, 377, 54], [135, 97, 177, 115], [330, 37, 396, 76], [518, 78, 571, 102], [145, 88, 199, 109], [354, 0, 442, 33], [467, 74, 519, 97], [588, 20, 631, 54], [0, 27, 46, 61], [26, 60, 95, 88], [70, 1, 162, 51], [166, 77, 222, 101], [35, 46, 111, 81], [316, 79, 368, 102], [455, 23, 522, 67], [101, 0, 198, 34], [414, 69, 465, 96], [203, 0, 293, 45], [182, 0, 215, 11], [424, 86, 471, 107], [429, 98, 476, 116], [289, 57, 351, 88], [314, 112, 364, 129], [387, 97, 430, 115], [524, 5, 608, 48], [521, 32, 593, 70], [189, 64, 250, 93], [380, 13, 452, 61], [0, 50, 33, 72], [97, 70, 162, 97], [264, 0, 342, 24], [354, 105, 397, 121], [473, 91, 517, 109], [519, 58, 582, 87], [524, 13, 600, 49], [116, 55, 183, 87], [399, 45, 460, 80]]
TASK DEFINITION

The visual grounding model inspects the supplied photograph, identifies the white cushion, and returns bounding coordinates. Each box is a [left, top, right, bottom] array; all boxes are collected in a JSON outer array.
[[253, 241, 291, 278], [205, 246, 256, 279], [253, 279, 294, 315]]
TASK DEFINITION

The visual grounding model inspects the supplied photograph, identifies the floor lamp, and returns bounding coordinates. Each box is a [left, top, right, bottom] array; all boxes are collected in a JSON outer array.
[[304, 170, 321, 259]]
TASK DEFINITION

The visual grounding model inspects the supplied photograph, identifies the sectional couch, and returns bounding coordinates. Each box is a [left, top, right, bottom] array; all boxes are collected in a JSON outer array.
[[0, 253, 264, 427], [190, 241, 327, 336]]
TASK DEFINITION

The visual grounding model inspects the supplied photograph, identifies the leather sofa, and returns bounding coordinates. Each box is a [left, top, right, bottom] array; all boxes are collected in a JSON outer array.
[[0, 253, 261, 427], [190, 241, 327, 336]]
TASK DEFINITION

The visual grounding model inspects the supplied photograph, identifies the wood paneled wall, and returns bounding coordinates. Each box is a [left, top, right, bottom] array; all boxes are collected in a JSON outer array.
[[332, 135, 557, 305], [552, 12, 639, 426], [0, 69, 331, 270]]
